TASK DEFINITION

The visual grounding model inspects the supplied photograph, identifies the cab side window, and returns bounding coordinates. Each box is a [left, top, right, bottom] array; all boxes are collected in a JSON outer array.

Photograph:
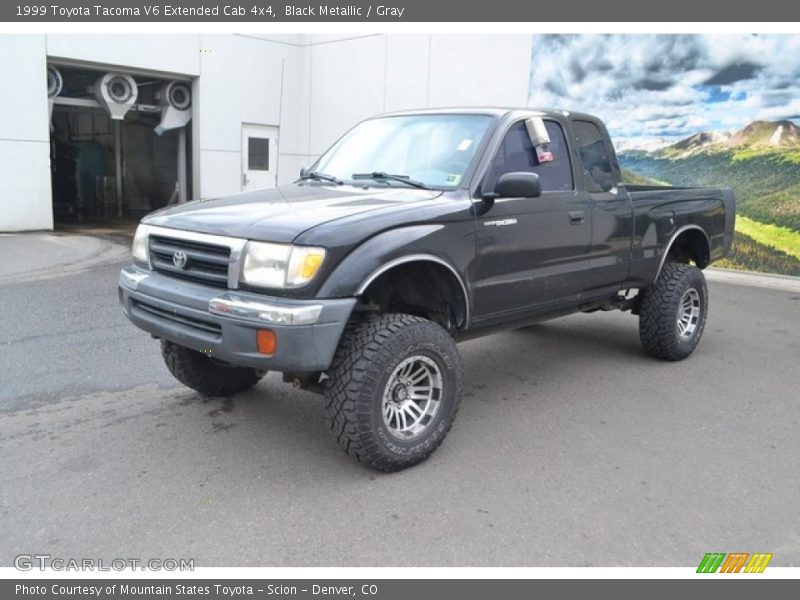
[[573, 120, 616, 193], [487, 120, 573, 193]]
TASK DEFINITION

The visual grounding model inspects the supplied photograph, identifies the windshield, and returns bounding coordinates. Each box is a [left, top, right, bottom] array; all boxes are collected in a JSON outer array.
[[312, 114, 494, 188]]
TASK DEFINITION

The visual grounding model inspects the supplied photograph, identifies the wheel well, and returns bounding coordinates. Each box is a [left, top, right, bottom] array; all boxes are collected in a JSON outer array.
[[666, 228, 710, 269], [359, 261, 468, 332]]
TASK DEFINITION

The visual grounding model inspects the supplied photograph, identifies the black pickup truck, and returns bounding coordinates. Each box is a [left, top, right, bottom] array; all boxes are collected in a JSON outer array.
[[120, 108, 735, 471]]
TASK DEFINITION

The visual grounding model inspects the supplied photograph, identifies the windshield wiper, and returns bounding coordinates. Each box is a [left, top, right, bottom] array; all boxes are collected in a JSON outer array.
[[298, 170, 343, 185], [352, 172, 431, 190]]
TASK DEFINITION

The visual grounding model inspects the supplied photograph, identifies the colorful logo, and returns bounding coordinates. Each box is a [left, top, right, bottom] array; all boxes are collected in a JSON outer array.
[[697, 553, 773, 573]]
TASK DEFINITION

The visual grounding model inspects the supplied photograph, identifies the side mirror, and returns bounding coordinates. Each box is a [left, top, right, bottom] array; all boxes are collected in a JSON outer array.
[[299, 166, 311, 178], [494, 172, 541, 198]]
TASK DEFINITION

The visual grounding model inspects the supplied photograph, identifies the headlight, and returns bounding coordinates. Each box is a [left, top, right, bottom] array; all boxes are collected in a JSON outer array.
[[287, 246, 327, 286], [132, 224, 150, 264], [241, 242, 326, 288]]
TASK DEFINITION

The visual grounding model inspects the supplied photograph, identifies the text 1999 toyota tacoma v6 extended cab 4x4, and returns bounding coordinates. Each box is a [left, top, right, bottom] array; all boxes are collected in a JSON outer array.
[[120, 108, 735, 471]]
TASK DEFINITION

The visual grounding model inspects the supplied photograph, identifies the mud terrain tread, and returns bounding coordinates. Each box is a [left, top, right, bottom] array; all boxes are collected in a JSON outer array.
[[161, 340, 265, 396], [639, 262, 708, 361], [324, 313, 462, 471]]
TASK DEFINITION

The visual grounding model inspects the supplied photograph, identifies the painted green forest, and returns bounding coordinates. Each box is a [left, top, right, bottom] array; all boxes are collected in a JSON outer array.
[[620, 121, 800, 276]]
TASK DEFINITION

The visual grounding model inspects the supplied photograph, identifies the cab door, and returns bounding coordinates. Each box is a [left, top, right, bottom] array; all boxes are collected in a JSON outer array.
[[471, 119, 592, 321], [571, 119, 634, 293]]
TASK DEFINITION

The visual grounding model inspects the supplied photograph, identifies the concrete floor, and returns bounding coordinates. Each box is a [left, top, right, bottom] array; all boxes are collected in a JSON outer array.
[[1, 247, 798, 567]]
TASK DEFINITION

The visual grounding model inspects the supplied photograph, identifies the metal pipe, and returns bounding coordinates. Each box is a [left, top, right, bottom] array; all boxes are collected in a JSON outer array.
[[53, 97, 159, 113], [178, 127, 187, 204], [114, 120, 123, 220]]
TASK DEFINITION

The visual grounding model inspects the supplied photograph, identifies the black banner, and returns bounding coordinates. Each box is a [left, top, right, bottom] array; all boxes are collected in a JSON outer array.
[[2, 0, 800, 22]]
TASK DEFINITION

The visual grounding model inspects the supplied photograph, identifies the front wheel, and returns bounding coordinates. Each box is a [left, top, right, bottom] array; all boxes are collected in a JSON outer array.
[[161, 340, 266, 396], [324, 313, 463, 472], [638, 263, 709, 361]]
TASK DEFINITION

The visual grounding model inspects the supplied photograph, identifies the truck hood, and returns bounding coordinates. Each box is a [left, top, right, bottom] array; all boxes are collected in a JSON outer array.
[[143, 184, 444, 243]]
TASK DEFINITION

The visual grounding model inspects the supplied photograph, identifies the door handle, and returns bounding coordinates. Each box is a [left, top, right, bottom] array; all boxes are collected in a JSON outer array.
[[569, 210, 586, 224]]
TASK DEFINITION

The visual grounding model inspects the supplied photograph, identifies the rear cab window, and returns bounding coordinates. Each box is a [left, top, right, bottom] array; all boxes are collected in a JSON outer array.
[[573, 120, 617, 193]]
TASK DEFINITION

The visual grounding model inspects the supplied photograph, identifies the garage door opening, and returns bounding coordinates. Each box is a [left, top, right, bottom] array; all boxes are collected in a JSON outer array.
[[48, 65, 192, 228]]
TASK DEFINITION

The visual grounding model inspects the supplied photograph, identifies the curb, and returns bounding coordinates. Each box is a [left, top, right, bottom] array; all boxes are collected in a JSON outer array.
[[705, 267, 800, 294], [0, 234, 130, 285]]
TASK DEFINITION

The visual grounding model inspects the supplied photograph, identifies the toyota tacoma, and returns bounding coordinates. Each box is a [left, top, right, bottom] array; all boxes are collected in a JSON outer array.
[[119, 108, 736, 471]]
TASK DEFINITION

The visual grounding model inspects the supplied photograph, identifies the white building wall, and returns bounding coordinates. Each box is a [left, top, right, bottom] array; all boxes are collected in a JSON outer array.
[[45, 34, 201, 77], [274, 42, 312, 186], [194, 34, 306, 197], [308, 35, 387, 158], [428, 35, 532, 107], [384, 34, 432, 112], [305, 34, 533, 158], [0, 35, 52, 231], [0, 33, 532, 231]]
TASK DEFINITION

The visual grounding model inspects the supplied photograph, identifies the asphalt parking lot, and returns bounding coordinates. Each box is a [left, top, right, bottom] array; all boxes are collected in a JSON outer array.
[[1, 240, 798, 567]]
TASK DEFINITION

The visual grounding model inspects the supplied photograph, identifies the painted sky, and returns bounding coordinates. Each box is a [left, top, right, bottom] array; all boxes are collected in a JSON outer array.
[[529, 34, 800, 148]]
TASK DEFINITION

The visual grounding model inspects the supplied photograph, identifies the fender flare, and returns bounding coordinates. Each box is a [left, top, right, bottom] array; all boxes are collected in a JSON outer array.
[[356, 253, 470, 326], [316, 225, 471, 326], [654, 224, 711, 282]]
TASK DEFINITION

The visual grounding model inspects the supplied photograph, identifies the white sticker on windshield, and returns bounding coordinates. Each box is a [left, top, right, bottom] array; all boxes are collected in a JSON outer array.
[[457, 139, 473, 151]]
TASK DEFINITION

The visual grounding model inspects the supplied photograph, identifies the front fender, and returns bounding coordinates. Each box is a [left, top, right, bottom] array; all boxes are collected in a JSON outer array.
[[316, 224, 463, 298]]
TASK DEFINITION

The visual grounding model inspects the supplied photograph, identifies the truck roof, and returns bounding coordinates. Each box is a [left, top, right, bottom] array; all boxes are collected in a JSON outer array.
[[377, 107, 600, 122]]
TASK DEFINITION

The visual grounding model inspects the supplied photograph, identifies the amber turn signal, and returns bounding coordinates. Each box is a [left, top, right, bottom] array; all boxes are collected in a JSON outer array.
[[256, 329, 277, 355]]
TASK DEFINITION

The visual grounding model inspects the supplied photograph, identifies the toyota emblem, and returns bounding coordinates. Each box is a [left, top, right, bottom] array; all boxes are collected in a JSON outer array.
[[172, 250, 188, 269]]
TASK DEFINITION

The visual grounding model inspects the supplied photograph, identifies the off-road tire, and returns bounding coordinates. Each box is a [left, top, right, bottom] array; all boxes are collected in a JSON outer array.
[[160, 340, 266, 396], [639, 262, 709, 361], [324, 313, 463, 472]]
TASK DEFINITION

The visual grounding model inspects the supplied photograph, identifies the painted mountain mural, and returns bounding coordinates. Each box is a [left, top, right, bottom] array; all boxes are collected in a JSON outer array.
[[529, 34, 800, 276], [619, 120, 800, 275]]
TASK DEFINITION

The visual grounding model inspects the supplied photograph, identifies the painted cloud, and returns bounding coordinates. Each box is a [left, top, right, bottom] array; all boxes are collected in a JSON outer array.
[[529, 34, 800, 148]]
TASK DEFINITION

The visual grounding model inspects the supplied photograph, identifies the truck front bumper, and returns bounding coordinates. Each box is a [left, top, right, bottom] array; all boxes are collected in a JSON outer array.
[[119, 266, 356, 372]]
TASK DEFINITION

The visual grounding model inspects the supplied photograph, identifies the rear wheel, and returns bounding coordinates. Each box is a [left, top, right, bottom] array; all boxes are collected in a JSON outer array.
[[638, 263, 709, 361], [324, 313, 463, 472], [160, 340, 266, 396]]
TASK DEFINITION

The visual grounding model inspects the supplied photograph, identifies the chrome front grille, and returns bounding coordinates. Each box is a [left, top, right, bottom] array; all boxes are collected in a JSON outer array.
[[149, 235, 231, 288]]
